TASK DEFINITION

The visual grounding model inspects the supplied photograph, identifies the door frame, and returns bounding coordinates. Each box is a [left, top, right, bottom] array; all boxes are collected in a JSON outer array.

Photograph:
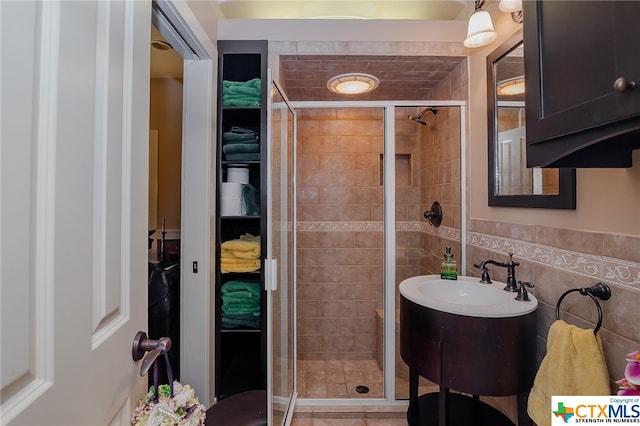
[[288, 100, 467, 406], [153, 0, 218, 406]]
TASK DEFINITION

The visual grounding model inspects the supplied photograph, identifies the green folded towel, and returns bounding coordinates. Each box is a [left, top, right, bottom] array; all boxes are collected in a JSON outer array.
[[221, 316, 260, 329], [221, 280, 261, 296], [229, 126, 255, 134], [222, 95, 260, 107], [243, 184, 260, 216], [225, 153, 260, 161], [222, 313, 261, 319], [222, 292, 260, 303], [221, 304, 261, 315], [223, 78, 261, 90], [224, 85, 261, 97], [223, 143, 260, 156], [223, 130, 256, 142], [223, 138, 259, 145], [221, 313, 260, 329], [222, 79, 261, 106]]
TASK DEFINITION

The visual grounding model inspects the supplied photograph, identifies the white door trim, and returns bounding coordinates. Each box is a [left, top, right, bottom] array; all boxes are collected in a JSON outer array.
[[154, 0, 218, 406]]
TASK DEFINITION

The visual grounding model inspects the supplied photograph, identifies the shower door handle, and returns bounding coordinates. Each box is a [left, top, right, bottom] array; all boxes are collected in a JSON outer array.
[[265, 259, 278, 291]]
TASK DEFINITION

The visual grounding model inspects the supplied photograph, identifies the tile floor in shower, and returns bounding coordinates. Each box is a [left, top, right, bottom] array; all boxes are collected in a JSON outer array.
[[293, 359, 518, 425], [296, 359, 436, 399], [293, 359, 432, 425]]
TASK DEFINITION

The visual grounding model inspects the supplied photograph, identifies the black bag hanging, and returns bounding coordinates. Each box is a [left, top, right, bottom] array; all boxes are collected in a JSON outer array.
[[148, 261, 180, 382]]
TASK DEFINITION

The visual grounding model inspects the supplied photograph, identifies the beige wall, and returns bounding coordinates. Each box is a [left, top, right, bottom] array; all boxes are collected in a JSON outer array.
[[468, 14, 640, 235], [467, 12, 640, 395], [149, 78, 183, 231]]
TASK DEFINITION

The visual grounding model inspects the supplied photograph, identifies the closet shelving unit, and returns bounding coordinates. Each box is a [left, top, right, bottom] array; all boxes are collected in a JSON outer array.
[[215, 40, 268, 400]]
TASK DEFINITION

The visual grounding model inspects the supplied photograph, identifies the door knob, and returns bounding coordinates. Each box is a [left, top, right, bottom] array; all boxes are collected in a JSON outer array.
[[131, 331, 172, 376], [613, 77, 636, 93]]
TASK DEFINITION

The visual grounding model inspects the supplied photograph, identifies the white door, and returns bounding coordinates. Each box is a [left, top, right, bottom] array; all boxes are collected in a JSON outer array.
[[1, 1, 151, 425]]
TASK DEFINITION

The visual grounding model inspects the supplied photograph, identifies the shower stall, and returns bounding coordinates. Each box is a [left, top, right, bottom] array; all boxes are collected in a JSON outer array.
[[292, 103, 465, 402]]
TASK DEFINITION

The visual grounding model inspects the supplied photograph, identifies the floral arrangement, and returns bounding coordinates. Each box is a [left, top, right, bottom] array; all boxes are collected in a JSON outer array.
[[131, 381, 206, 426], [617, 351, 640, 396]]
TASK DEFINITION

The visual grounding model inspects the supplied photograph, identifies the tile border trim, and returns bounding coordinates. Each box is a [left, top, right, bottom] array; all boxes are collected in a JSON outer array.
[[467, 231, 640, 288], [296, 221, 460, 242]]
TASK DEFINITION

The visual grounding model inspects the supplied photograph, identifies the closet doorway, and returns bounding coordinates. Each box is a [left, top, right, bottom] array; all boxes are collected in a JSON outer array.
[[147, 22, 184, 383], [148, 3, 216, 405]]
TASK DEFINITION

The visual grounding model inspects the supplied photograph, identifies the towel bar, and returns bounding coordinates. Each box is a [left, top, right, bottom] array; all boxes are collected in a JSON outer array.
[[555, 282, 611, 334]]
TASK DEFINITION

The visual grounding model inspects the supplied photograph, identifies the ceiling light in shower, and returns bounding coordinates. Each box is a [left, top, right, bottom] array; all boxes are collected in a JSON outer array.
[[327, 73, 379, 95], [497, 76, 526, 96]]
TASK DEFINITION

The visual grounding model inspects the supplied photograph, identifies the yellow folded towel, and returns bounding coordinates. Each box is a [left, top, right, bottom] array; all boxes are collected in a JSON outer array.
[[221, 239, 260, 260], [528, 320, 610, 426], [221, 257, 260, 273]]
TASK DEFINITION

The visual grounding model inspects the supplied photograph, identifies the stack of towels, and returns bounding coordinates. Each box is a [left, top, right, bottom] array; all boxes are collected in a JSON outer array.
[[221, 279, 261, 329], [222, 78, 261, 107], [222, 126, 260, 162], [220, 234, 261, 273]]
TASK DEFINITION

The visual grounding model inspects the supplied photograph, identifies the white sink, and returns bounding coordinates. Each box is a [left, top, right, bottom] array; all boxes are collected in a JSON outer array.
[[399, 275, 537, 318]]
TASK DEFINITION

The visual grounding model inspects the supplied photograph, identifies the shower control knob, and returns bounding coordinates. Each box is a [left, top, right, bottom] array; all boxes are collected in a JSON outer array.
[[613, 77, 636, 93]]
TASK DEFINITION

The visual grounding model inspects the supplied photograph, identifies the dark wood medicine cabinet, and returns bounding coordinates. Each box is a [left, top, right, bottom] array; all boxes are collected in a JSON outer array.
[[522, 0, 640, 168]]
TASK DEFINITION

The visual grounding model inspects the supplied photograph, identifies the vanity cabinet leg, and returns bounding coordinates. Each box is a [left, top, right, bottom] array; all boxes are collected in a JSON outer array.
[[407, 368, 420, 425], [409, 368, 419, 405], [438, 387, 449, 426], [517, 392, 532, 426]]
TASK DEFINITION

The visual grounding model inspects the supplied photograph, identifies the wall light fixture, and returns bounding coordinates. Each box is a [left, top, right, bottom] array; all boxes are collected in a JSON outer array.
[[499, 0, 523, 23], [463, 0, 497, 48]]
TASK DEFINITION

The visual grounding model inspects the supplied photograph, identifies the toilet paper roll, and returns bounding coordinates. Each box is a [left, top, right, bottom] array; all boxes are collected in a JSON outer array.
[[227, 166, 250, 184], [220, 182, 243, 216]]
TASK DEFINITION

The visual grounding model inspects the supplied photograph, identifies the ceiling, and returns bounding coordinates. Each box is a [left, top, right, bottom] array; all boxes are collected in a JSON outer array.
[[280, 55, 465, 101], [214, 0, 473, 20], [151, 1, 477, 100]]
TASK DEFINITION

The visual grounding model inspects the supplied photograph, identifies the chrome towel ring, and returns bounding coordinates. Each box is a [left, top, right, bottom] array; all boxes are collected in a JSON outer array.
[[555, 282, 611, 334]]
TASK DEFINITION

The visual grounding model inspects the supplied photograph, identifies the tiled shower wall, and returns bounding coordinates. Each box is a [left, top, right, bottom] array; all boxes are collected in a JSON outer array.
[[466, 219, 640, 389], [296, 107, 385, 360], [394, 105, 462, 289], [296, 106, 462, 361], [295, 58, 467, 362]]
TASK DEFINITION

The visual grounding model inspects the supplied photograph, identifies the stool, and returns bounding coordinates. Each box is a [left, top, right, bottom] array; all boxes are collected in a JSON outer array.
[[204, 390, 267, 426]]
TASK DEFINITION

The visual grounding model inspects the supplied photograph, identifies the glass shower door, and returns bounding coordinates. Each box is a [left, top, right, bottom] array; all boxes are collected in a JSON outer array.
[[266, 77, 296, 424], [393, 106, 462, 400]]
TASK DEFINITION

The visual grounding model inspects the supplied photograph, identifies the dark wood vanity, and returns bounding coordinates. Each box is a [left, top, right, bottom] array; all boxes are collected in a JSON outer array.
[[400, 296, 537, 426]]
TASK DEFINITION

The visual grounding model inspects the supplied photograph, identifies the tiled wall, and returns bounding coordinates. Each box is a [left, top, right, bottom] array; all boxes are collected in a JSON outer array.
[[296, 107, 385, 360], [295, 58, 467, 362], [466, 219, 640, 390], [296, 105, 463, 361]]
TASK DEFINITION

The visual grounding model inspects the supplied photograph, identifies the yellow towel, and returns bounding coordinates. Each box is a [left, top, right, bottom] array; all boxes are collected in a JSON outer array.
[[221, 239, 260, 259], [221, 257, 260, 273], [528, 320, 610, 426]]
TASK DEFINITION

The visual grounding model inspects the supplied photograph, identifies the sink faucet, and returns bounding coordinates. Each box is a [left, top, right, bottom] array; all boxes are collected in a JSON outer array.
[[474, 252, 520, 292]]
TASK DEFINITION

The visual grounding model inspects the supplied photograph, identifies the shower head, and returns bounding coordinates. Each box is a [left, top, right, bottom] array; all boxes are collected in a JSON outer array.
[[408, 107, 438, 125], [408, 115, 428, 125]]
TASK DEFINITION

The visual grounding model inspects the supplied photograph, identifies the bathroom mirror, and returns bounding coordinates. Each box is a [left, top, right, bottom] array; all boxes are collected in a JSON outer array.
[[487, 31, 576, 208]]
